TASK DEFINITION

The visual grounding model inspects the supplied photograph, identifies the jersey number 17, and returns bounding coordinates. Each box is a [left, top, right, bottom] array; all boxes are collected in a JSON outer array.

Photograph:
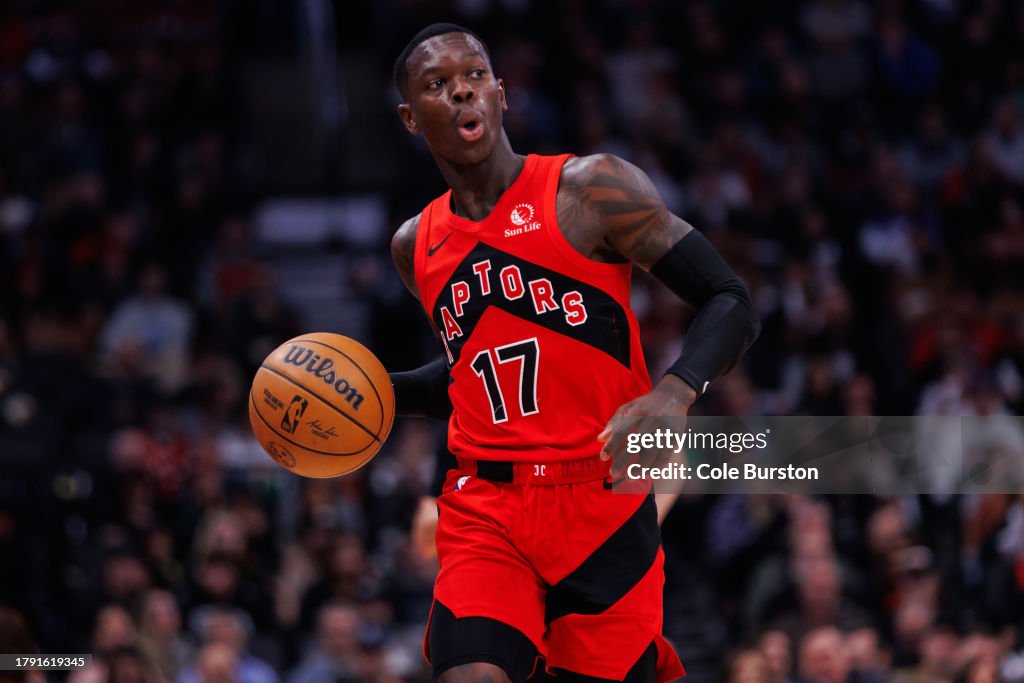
[[470, 337, 539, 423]]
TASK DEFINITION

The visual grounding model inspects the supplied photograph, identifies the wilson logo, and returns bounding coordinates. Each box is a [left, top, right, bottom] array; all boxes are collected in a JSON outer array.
[[282, 345, 365, 409]]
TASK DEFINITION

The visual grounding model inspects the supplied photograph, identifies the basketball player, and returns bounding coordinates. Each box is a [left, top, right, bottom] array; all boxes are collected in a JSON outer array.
[[388, 24, 760, 683]]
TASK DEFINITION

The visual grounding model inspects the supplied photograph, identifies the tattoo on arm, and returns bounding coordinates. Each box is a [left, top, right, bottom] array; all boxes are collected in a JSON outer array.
[[559, 154, 692, 270]]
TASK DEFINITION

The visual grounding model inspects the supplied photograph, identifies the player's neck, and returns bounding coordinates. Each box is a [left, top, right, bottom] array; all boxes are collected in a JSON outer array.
[[440, 135, 525, 222]]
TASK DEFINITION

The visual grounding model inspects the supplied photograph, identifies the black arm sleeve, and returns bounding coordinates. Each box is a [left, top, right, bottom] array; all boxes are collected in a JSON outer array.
[[389, 355, 453, 419], [650, 230, 761, 397]]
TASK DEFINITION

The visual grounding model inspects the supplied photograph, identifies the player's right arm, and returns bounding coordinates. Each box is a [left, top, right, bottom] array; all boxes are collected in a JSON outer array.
[[389, 215, 454, 419], [391, 215, 422, 302]]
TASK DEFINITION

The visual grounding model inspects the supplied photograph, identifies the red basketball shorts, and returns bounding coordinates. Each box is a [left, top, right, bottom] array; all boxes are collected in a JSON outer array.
[[426, 456, 685, 681]]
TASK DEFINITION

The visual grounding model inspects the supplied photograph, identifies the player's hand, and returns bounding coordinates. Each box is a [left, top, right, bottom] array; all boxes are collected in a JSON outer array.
[[597, 374, 697, 478]]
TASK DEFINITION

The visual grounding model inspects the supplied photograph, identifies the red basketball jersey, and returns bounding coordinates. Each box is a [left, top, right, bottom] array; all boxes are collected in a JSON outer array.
[[413, 154, 651, 463]]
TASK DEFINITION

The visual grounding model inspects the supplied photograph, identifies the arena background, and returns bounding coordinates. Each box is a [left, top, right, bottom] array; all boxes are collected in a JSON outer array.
[[0, 0, 1023, 681]]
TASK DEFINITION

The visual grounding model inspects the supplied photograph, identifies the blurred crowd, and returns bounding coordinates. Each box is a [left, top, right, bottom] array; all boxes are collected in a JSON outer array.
[[0, 0, 1023, 682]]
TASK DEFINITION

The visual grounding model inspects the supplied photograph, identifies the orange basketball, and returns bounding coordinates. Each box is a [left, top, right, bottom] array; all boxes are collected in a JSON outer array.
[[248, 333, 395, 478]]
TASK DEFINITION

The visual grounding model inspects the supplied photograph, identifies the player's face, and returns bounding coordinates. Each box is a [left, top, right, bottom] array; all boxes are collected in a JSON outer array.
[[398, 33, 507, 166]]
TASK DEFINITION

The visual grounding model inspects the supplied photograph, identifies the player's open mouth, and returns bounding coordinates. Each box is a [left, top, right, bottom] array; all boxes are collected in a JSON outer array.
[[456, 112, 484, 142]]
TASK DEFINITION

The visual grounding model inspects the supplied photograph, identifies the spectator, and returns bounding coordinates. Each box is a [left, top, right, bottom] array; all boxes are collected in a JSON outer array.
[[106, 646, 158, 683], [893, 626, 959, 682], [898, 105, 966, 194], [725, 649, 772, 683], [287, 601, 363, 683], [0, 607, 45, 683], [67, 605, 138, 683], [194, 643, 238, 683], [99, 264, 194, 395], [138, 589, 193, 683], [179, 606, 277, 683], [801, 0, 871, 46], [984, 97, 1024, 184], [758, 629, 796, 683], [797, 627, 849, 683]]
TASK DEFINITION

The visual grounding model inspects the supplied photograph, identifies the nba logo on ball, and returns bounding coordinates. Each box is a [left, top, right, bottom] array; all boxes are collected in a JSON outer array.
[[249, 333, 395, 478], [281, 395, 308, 433]]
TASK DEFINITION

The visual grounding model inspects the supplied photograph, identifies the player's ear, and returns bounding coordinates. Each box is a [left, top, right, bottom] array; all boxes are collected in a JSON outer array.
[[398, 103, 419, 135], [498, 78, 508, 112]]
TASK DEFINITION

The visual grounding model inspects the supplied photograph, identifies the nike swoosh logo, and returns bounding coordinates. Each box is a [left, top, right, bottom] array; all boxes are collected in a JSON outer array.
[[427, 233, 453, 256], [602, 477, 625, 490]]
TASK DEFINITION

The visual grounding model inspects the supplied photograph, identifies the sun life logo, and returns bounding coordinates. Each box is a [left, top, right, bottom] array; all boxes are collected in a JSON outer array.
[[510, 203, 534, 226], [505, 203, 541, 238]]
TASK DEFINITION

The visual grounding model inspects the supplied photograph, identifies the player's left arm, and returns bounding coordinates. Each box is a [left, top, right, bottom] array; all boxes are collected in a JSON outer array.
[[559, 154, 760, 469]]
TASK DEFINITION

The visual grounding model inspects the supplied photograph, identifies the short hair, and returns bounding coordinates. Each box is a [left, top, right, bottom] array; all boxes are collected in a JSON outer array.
[[393, 23, 490, 99]]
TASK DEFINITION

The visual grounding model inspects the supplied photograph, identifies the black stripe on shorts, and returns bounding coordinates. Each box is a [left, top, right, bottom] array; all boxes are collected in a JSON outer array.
[[545, 495, 659, 622], [428, 600, 541, 682]]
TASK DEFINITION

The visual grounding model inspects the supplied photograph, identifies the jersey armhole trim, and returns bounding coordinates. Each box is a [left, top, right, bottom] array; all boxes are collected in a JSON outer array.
[[543, 154, 633, 279], [413, 201, 436, 313]]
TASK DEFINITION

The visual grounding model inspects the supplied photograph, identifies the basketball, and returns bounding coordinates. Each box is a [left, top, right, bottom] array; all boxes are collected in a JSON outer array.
[[248, 333, 395, 478]]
